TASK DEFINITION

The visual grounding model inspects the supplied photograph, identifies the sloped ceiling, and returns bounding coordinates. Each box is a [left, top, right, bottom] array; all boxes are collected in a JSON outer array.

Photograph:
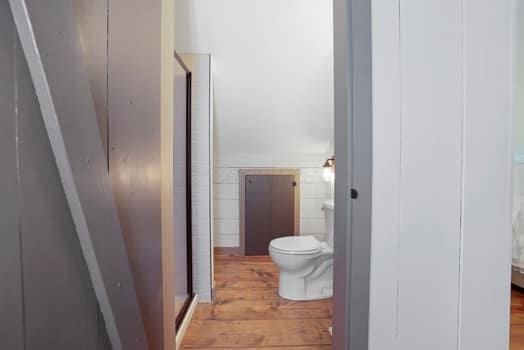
[[175, 0, 334, 156]]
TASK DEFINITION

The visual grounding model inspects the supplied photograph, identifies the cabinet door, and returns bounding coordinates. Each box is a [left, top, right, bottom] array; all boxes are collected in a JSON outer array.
[[245, 175, 295, 255], [245, 175, 271, 255], [269, 175, 295, 241]]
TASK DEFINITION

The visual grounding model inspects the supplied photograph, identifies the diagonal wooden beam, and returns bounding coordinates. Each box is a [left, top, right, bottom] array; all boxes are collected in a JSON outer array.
[[8, 1, 149, 349]]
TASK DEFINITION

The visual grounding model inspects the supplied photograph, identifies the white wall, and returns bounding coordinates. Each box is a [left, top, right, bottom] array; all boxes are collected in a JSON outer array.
[[459, 1, 512, 348], [175, 0, 334, 247], [370, 1, 513, 349], [175, 0, 333, 155]]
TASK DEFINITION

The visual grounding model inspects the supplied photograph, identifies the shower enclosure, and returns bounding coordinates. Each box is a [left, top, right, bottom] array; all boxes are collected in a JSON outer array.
[[174, 52, 194, 328]]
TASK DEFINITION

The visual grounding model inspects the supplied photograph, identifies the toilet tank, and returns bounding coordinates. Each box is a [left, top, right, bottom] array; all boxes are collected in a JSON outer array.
[[323, 199, 334, 248]]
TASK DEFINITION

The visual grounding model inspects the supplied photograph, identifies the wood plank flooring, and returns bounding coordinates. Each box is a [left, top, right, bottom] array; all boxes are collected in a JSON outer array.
[[512, 287, 524, 349], [181, 255, 333, 349], [183, 256, 524, 348]]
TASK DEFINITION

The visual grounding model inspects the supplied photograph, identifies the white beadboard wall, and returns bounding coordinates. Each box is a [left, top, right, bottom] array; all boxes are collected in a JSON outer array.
[[369, 0, 512, 349], [180, 53, 213, 302], [213, 153, 331, 247]]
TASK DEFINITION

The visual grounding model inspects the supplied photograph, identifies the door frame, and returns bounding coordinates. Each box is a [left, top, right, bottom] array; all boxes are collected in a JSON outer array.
[[173, 51, 196, 332], [332, 0, 372, 349], [239, 168, 301, 256], [204, 0, 372, 346]]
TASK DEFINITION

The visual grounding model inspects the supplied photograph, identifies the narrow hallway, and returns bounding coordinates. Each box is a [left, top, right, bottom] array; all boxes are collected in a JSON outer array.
[[181, 255, 332, 349]]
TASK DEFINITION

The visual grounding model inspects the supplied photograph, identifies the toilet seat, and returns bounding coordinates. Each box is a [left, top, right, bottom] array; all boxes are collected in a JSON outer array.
[[270, 236, 321, 255]]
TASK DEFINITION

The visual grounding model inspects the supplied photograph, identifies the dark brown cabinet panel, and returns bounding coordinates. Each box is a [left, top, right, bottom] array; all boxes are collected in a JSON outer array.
[[245, 175, 296, 256], [269, 175, 296, 240]]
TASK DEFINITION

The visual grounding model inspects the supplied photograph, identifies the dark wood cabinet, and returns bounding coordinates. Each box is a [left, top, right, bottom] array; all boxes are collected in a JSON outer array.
[[245, 174, 296, 255]]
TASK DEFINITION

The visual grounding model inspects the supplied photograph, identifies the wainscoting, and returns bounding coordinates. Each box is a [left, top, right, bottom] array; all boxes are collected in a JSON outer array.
[[213, 153, 330, 249]]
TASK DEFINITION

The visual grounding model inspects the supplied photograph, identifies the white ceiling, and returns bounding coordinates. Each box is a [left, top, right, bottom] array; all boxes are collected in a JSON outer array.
[[175, 0, 334, 156]]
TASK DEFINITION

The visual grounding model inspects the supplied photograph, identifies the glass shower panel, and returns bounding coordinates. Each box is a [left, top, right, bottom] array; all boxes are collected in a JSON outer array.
[[174, 53, 193, 325]]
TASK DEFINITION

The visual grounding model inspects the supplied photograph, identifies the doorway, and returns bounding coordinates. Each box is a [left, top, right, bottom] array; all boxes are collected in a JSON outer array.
[[175, 0, 370, 347]]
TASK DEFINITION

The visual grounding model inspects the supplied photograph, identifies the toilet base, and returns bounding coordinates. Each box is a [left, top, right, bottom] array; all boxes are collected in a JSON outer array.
[[278, 267, 333, 301]]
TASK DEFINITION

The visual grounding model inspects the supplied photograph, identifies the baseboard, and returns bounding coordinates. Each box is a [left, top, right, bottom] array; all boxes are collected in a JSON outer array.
[[175, 294, 199, 350], [214, 247, 242, 256]]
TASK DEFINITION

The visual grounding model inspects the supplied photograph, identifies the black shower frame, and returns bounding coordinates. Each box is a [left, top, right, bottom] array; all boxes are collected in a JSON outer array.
[[174, 51, 195, 331]]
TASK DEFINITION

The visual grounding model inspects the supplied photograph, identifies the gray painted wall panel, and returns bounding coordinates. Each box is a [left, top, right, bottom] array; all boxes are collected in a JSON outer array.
[[7, 0, 151, 349], [8, 0, 149, 347], [98, 311, 113, 350], [70, 2, 118, 346], [3, 0, 177, 348], [73, 0, 109, 163], [0, 2, 112, 348], [16, 42, 101, 349], [108, 1, 164, 348], [0, 4, 24, 349], [333, 0, 373, 348]]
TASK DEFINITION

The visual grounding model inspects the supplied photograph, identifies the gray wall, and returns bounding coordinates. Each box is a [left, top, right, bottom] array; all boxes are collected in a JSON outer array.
[[0, 2, 111, 349], [107, 1, 165, 348], [1, 0, 171, 348], [73, 0, 109, 163], [0, 4, 24, 348], [76, 0, 168, 348]]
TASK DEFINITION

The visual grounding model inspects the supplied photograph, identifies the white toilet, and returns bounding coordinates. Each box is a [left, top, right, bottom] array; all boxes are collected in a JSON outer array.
[[269, 200, 334, 301]]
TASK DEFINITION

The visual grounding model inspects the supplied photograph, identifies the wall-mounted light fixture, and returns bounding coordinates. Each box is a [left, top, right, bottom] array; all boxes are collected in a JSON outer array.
[[322, 156, 335, 182]]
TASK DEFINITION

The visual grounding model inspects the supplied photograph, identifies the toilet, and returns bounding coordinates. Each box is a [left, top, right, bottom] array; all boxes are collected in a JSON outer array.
[[269, 200, 334, 301]]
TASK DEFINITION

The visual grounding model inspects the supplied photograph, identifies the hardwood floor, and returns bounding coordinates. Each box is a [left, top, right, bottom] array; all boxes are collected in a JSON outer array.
[[181, 255, 333, 349], [183, 256, 524, 348], [513, 287, 524, 349]]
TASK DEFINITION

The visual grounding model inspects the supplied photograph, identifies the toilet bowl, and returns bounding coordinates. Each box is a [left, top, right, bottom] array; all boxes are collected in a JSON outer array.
[[269, 235, 333, 300], [269, 200, 334, 301]]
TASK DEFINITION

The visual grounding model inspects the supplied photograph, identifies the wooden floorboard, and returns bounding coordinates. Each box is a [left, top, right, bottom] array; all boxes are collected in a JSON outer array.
[[185, 256, 524, 348], [181, 255, 333, 349], [193, 299, 332, 321], [213, 287, 287, 302], [513, 287, 524, 349], [184, 347, 331, 350]]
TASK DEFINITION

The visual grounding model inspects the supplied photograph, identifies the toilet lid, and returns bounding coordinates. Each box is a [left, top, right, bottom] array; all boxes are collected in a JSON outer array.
[[270, 236, 321, 254]]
